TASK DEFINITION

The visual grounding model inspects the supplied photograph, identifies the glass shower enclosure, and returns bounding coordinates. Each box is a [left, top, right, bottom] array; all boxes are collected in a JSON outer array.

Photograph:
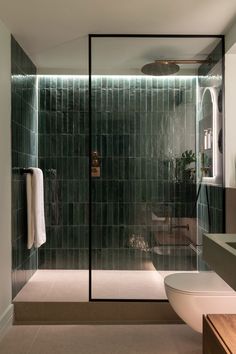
[[89, 35, 224, 300]]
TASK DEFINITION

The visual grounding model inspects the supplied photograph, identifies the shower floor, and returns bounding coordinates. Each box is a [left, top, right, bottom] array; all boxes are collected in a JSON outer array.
[[13, 270, 197, 302]]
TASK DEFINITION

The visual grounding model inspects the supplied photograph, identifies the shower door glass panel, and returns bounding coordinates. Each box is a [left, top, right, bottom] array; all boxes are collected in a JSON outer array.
[[196, 39, 224, 260], [90, 36, 224, 300]]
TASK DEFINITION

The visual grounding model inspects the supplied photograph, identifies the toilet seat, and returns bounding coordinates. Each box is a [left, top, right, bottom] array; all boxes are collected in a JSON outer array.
[[164, 271, 236, 333], [164, 272, 235, 296]]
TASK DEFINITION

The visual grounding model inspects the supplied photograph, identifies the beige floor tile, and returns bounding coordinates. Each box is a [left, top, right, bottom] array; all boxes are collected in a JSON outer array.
[[14, 270, 198, 302], [0, 325, 40, 354], [14, 270, 89, 302], [92, 270, 167, 299], [15, 270, 168, 302], [0, 324, 202, 354]]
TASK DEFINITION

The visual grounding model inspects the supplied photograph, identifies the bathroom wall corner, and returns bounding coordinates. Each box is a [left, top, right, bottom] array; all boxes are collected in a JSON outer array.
[[225, 188, 236, 233], [11, 36, 38, 298], [0, 304, 13, 341], [0, 19, 12, 329]]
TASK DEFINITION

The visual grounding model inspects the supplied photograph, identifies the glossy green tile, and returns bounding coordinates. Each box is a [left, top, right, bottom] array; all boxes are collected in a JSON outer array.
[[36, 74, 223, 273]]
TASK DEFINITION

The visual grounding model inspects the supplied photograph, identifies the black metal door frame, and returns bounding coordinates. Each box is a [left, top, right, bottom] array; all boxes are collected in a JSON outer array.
[[88, 34, 225, 302]]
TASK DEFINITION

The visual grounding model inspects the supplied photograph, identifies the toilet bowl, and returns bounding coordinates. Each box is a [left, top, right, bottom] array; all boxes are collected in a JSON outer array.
[[164, 272, 236, 333]]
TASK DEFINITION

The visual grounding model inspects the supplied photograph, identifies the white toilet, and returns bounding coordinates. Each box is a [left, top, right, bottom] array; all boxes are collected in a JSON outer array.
[[164, 271, 236, 333]]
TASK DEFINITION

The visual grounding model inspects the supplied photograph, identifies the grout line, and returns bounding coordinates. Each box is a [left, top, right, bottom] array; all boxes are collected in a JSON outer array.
[[26, 326, 41, 354]]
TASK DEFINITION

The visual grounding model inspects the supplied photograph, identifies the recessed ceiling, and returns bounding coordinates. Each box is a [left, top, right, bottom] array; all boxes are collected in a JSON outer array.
[[91, 37, 221, 75], [0, 0, 235, 73]]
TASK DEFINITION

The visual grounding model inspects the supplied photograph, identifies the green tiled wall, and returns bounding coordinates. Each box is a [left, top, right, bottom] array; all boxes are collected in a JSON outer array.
[[38, 75, 197, 270], [196, 184, 224, 271], [11, 36, 38, 297], [91, 76, 197, 270], [197, 185, 224, 237], [38, 76, 89, 268]]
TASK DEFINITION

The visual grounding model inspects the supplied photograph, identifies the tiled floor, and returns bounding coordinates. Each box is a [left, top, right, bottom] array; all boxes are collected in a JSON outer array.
[[9, 270, 202, 353], [14, 270, 89, 302], [14, 270, 197, 302], [92, 270, 167, 299], [0, 324, 202, 354]]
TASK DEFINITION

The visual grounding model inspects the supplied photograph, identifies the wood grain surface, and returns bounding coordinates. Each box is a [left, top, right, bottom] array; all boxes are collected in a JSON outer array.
[[206, 314, 236, 353]]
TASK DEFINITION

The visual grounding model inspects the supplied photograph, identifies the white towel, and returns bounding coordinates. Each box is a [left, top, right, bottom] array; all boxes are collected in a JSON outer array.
[[26, 173, 34, 249], [26, 168, 46, 249]]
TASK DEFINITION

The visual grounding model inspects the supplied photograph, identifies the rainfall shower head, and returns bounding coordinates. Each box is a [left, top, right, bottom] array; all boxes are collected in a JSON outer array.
[[141, 59, 212, 76], [141, 60, 179, 76]]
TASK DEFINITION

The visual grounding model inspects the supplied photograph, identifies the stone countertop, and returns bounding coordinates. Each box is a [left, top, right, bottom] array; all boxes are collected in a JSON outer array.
[[203, 233, 236, 290]]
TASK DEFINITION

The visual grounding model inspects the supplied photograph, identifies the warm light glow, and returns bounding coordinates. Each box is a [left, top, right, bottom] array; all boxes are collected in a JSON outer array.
[[37, 75, 88, 78], [37, 74, 198, 80], [201, 87, 219, 183]]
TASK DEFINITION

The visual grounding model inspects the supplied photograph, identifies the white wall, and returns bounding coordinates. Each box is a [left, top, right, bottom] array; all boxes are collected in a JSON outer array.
[[225, 17, 236, 53], [225, 18, 236, 188], [0, 19, 12, 333], [225, 51, 236, 188]]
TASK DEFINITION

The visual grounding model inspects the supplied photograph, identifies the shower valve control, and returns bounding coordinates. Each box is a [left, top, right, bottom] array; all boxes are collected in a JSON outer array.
[[91, 151, 101, 177]]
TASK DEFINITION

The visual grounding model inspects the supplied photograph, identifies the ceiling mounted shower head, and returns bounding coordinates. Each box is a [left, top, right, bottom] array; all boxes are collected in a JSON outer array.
[[141, 60, 179, 76], [141, 59, 212, 76]]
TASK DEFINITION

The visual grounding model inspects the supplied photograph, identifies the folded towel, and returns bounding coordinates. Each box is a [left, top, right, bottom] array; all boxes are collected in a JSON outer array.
[[26, 168, 46, 249], [26, 173, 34, 249]]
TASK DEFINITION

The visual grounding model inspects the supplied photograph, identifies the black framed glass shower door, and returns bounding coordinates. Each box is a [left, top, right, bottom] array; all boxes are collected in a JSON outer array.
[[89, 34, 224, 301]]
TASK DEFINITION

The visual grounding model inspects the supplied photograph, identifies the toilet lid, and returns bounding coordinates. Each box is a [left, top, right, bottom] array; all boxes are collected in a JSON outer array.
[[164, 272, 235, 295]]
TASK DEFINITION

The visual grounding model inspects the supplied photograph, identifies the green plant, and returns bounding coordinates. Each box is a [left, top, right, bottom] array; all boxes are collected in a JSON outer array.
[[176, 150, 196, 182], [178, 150, 196, 166]]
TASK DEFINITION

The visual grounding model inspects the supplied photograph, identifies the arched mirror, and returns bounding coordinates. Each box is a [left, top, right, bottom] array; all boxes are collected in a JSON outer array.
[[199, 88, 216, 179]]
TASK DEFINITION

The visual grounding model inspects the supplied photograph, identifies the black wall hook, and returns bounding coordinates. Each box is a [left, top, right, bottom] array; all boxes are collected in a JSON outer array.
[[20, 168, 33, 175]]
